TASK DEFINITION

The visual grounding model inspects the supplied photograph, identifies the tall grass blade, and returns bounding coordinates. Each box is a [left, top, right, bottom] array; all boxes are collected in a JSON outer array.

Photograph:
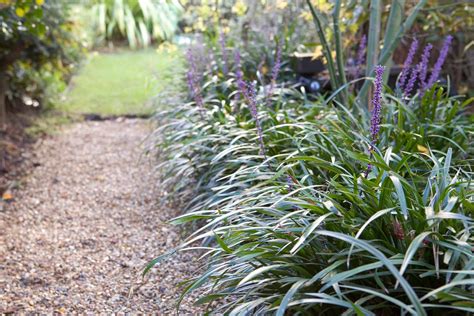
[[366, 0, 382, 80], [358, 0, 427, 103], [305, 0, 340, 97], [315, 230, 426, 315], [332, 0, 347, 102], [381, 0, 406, 83]]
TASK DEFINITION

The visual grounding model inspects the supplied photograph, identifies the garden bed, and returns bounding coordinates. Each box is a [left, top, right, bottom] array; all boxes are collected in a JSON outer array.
[[146, 1, 474, 314]]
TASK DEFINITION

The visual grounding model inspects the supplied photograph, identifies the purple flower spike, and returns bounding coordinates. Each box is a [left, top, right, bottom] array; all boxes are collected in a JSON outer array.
[[207, 46, 216, 74], [234, 48, 241, 69], [186, 70, 194, 92], [185, 49, 204, 118], [364, 163, 373, 178], [349, 34, 367, 80], [185, 49, 196, 96], [355, 34, 367, 76], [399, 38, 419, 90], [356, 35, 367, 66], [370, 65, 385, 142], [286, 175, 293, 190], [365, 65, 384, 177], [418, 43, 433, 90], [219, 32, 228, 75], [246, 82, 258, 119], [425, 35, 453, 90], [403, 64, 419, 97], [245, 82, 266, 157], [234, 50, 247, 101], [271, 43, 282, 84], [266, 42, 282, 106]]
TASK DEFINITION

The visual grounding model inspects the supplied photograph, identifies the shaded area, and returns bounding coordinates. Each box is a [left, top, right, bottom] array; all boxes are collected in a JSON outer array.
[[0, 112, 38, 201]]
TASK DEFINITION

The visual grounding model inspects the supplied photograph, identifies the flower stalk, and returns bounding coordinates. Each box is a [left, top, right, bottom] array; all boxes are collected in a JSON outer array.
[[366, 65, 385, 177], [235, 50, 246, 102], [369, 65, 385, 142], [425, 35, 453, 91], [354, 34, 367, 78], [418, 43, 433, 93], [245, 81, 266, 157], [399, 38, 418, 90], [185, 49, 204, 118], [265, 42, 282, 106], [219, 31, 229, 76]]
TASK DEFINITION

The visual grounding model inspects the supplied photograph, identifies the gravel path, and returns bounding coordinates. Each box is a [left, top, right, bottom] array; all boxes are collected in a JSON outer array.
[[0, 119, 201, 314]]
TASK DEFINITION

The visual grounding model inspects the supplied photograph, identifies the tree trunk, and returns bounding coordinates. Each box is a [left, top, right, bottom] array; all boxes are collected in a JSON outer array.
[[0, 42, 25, 130]]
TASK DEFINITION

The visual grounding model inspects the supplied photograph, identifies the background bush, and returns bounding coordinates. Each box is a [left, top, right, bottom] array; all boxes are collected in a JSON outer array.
[[0, 0, 83, 126], [88, 0, 183, 48]]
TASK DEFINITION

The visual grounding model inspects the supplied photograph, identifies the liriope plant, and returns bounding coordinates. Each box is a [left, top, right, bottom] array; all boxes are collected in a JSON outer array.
[[149, 78, 473, 315], [147, 23, 473, 314], [168, 147, 473, 315]]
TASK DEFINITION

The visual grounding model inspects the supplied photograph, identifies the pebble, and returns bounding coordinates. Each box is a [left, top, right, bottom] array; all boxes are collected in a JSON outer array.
[[0, 119, 202, 314]]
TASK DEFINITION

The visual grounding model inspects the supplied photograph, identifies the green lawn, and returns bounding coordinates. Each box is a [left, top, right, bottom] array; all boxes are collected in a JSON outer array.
[[59, 49, 181, 116]]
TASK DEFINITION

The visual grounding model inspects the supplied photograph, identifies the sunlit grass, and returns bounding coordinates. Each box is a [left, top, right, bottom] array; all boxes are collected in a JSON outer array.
[[59, 48, 182, 116]]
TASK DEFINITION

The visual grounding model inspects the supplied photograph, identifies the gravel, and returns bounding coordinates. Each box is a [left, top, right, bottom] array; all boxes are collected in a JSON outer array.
[[0, 119, 202, 314]]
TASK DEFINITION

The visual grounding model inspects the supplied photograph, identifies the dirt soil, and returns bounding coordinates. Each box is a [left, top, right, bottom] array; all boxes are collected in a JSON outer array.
[[0, 113, 36, 200], [0, 119, 202, 314]]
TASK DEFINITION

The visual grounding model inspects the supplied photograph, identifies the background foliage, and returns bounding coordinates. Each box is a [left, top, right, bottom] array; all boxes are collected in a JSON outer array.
[[88, 0, 183, 48], [0, 0, 83, 126]]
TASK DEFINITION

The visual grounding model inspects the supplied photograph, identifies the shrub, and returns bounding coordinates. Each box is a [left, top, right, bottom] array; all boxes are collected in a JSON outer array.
[[147, 3, 473, 314], [89, 0, 183, 48], [0, 0, 83, 125]]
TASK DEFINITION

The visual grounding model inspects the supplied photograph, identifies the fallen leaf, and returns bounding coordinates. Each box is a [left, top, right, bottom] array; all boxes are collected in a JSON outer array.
[[417, 144, 429, 154], [2, 190, 13, 201]]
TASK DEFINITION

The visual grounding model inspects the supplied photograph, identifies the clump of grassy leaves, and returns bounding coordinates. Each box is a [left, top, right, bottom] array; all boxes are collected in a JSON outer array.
[[148, 38, 474, 315]]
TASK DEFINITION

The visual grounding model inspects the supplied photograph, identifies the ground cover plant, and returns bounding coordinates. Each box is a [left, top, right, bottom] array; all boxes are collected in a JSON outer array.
[[147, 1, 474, 315]]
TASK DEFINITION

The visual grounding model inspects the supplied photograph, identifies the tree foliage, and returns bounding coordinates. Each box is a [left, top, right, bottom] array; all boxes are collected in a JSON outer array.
[[0, 0, 82, 126]]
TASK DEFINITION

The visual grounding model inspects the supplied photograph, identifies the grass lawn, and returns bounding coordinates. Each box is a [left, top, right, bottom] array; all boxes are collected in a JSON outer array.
[[59, 49, 181, 116]]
